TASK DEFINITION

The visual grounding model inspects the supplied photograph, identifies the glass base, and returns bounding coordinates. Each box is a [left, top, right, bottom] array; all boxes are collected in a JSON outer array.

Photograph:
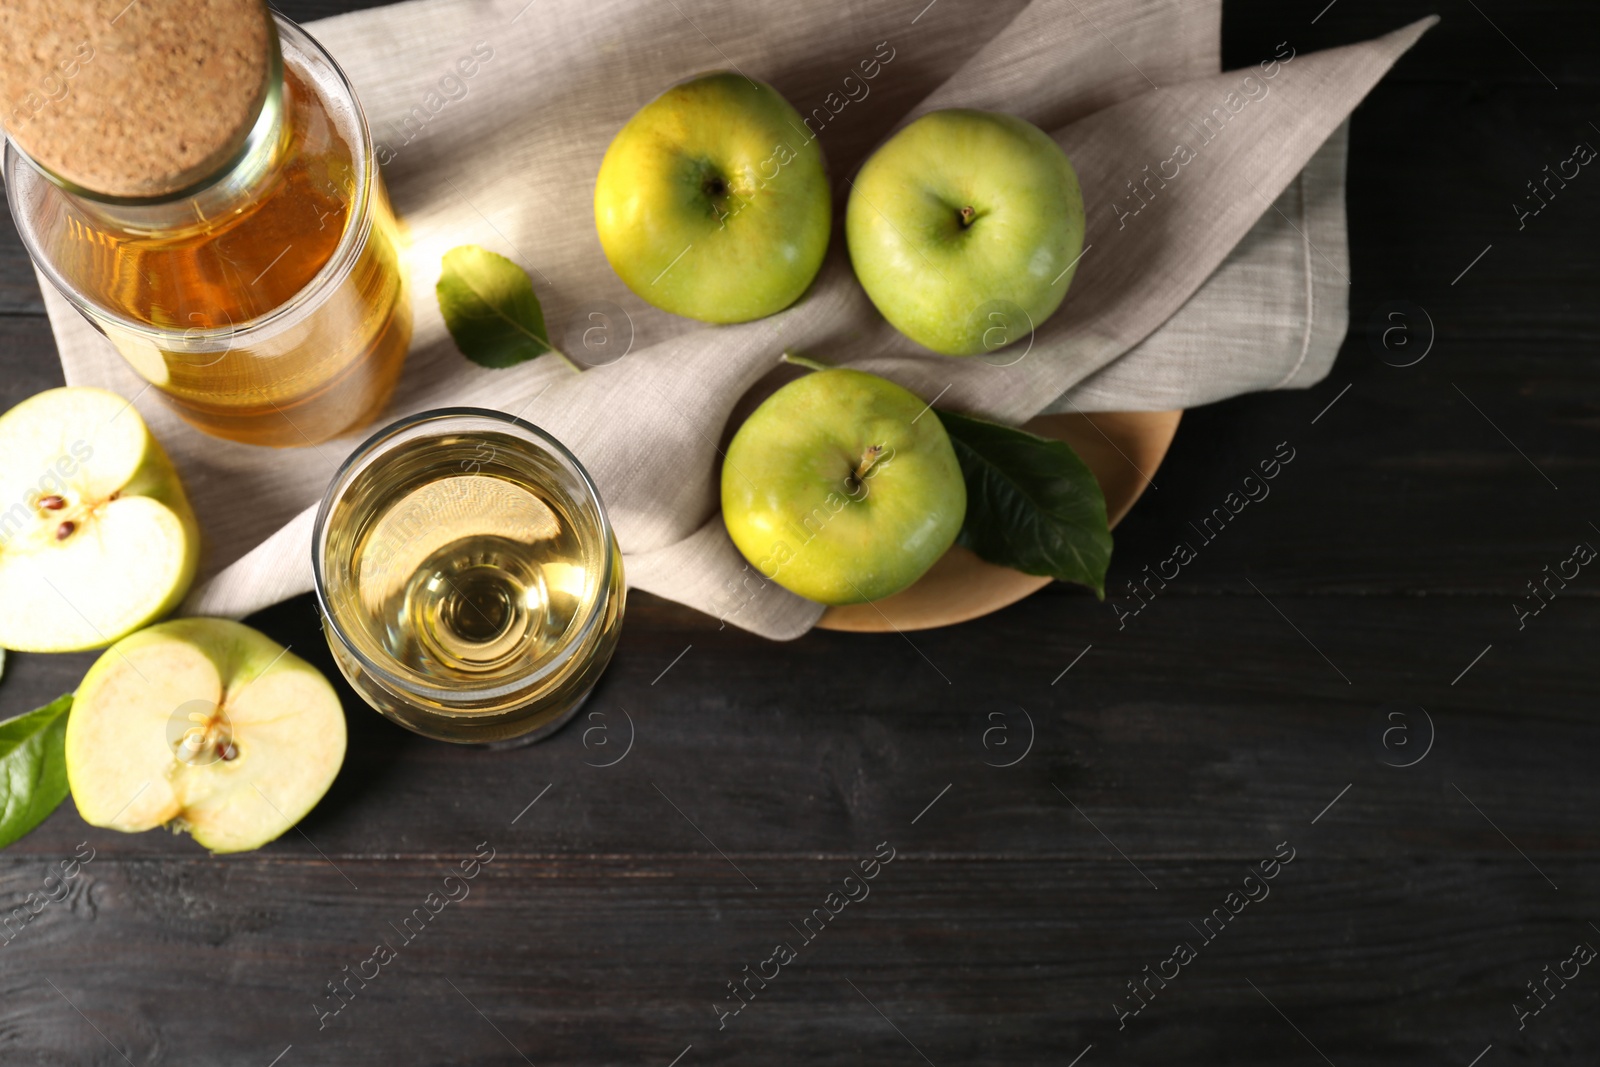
[[476, 686, 592, 750]]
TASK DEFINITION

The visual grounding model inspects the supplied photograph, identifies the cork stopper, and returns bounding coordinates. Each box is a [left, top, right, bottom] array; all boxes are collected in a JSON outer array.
[[0, 0, 275, 199]]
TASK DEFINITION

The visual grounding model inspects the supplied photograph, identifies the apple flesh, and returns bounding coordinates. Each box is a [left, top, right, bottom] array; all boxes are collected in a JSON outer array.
[[66, 618, 347, 854], [594, 71, 831, 323], [0, 387, 199, 652], [721, 368, 966, 605], [846, 109, 1085, 356]]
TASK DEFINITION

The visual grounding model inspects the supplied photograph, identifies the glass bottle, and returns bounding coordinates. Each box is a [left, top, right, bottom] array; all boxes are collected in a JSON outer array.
[[3, 11, 410, 447]]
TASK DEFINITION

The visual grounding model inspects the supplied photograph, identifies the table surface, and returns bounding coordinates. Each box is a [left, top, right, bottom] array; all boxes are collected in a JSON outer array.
[[3, 1, 1597, 1064]]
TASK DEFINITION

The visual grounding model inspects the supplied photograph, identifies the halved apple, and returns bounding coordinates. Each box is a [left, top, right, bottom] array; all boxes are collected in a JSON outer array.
[[66, 618, 347, 854], [0, 387, 199, 652]]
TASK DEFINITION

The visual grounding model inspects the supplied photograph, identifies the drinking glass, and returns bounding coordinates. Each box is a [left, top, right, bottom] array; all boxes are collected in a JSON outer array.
[[313, 409, 624, 745]]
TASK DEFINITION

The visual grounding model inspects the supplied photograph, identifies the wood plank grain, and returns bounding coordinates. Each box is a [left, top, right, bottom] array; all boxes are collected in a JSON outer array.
[[1224, 0, 1592, 87], [5, 590, 1595, 869], [2, 849, 1595, 1065], [0, 209, 45, 315]]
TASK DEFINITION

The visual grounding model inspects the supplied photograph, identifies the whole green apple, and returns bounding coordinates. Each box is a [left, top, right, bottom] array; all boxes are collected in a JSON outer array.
[[594, 72, 831, 323], [721, 367, 966, 605], [845, 109, 1085, 357]]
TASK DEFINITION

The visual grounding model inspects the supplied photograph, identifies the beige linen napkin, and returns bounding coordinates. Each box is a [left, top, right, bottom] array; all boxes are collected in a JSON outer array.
[[39, 0, 1433, 639]]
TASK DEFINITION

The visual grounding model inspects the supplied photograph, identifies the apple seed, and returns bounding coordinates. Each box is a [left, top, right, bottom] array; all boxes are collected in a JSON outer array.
[[173, 703, 236, 766], [39, 494, 65, 510], [55, 521, 76, 540]]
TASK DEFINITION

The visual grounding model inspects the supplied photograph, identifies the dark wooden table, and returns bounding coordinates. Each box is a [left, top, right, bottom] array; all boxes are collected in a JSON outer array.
[[3, 2, 1597, 1064]]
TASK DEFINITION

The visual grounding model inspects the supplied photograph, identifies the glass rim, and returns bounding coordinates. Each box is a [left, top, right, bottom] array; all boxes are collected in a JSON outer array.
[[1, 12, 377, 351], [311, 407, 619, 704]]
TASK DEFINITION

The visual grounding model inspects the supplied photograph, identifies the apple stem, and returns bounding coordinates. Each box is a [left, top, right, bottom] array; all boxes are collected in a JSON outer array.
[[853, 444, 885, 484], [959, 206, 976, 227], [780, 350, 834, 374]]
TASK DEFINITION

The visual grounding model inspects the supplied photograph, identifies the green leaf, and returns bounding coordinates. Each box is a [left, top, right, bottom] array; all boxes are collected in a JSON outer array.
[[937, 409, 1112, 598], [437, 244, 557, 369], [0, 693, 73, 851]]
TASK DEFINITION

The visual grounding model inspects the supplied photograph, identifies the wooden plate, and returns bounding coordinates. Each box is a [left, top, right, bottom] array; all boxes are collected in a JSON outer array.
[[816, 409, 1183, 632]]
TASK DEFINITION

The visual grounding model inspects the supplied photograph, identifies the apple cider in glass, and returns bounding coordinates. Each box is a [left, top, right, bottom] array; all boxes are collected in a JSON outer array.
[[314, 410, 624, 745]]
